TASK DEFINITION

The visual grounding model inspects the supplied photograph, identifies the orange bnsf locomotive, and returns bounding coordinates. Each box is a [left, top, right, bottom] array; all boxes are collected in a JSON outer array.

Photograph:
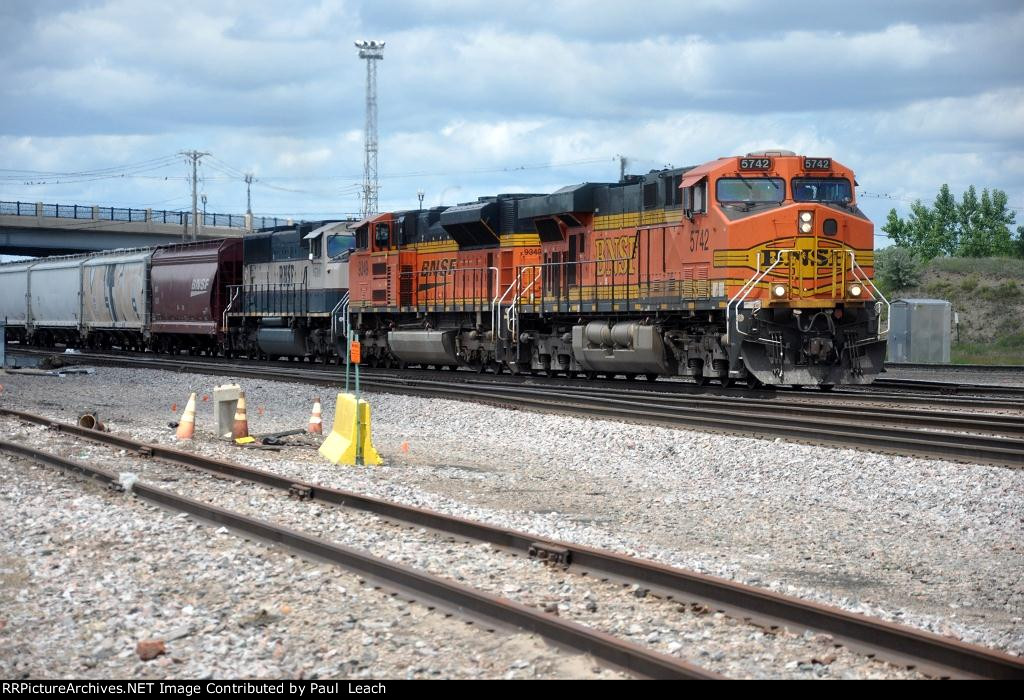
[[347, 151, 887, 387]]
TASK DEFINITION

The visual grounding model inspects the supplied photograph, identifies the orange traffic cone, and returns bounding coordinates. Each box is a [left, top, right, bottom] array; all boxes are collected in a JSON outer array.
[[232, 391, 250, 440], [308, 397, 323, 434], [176, 392, 196, 440]]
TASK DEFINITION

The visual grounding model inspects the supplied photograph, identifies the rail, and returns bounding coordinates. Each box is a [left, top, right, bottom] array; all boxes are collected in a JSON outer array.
[[514, 256, 638, 316], [0, 437, 717, 680], [229, 282, 309, 317], [3, 408, 1022, 678], [221, 286, 240, 333], [397, 265, 498, 313], [330, 291, 350, 347]]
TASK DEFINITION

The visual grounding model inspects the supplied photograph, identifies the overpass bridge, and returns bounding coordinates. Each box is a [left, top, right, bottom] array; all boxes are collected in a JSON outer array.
[[0, 200, 293, 256]]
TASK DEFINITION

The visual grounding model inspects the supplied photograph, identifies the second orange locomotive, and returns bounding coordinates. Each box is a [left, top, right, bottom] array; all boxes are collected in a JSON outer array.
[[348, 150, 886, 387]]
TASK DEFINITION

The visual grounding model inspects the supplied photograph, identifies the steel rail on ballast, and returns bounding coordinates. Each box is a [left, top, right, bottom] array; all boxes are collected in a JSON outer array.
[[9, 346, 1024, 410], [0, 437, 720, 680], [6, 351, 1024, 467], [1, 410, 1023, 679]]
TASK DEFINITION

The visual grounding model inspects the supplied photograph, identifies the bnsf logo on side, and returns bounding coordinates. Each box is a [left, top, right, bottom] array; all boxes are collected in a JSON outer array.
[[190, 278, 210, 297], [595, 236, 638, 275], [421, 258, 457, 272]]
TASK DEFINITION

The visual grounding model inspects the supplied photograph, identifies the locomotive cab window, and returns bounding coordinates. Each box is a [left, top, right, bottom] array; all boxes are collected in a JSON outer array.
[[355, 225, 369, 249], [308, 235, 322, 259], [716, 177, 785, 204], [374, 223, 390, 248], [327, 233, 355, 259], [683, 178, 708, 218], [792, 178, 852, 203]]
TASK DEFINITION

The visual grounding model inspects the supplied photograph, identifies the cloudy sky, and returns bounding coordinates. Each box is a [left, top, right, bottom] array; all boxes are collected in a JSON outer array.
[[1, 0, 1022, 243]]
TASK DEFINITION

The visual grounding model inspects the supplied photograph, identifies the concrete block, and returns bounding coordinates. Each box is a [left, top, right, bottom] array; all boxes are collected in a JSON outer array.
[[213, 383, 242, 439]]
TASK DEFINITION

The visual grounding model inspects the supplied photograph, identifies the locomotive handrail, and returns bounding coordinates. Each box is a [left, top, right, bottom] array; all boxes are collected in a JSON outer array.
[[222, 285, 240, 333], [847, 250, 890, 338], [492, 268, 529, 339], [506, 267, 543, 335], [398, 265, 498, 312], [726, 249, 796, 343], [330, 292, 349, 346]]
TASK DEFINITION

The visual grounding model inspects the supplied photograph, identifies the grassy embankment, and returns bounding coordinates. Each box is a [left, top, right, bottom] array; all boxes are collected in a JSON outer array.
[[892, 257, 1024, 365]]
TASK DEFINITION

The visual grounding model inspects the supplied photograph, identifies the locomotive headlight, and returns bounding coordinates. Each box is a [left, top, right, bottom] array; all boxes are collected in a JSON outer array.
[[799, 210, 813, 233], [849, 284, 863, 297], [800, 212, 812, 222], [800, 221, 813, 233], [772, 284, 787, 298]]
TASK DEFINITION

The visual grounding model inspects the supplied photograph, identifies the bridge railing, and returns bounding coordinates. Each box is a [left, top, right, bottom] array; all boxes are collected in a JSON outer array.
[[0, 200, 286, 230]]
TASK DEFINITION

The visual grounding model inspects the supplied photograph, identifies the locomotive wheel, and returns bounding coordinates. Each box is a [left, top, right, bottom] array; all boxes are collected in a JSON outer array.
[[720, 377, 734, 388], [584, 371, 598, 381], [490, 361, 503, 374], [624, 373, 637, 382], [818, 384, 835, 392], [644, 373, 659, 382], [694, 375, 710, 387]]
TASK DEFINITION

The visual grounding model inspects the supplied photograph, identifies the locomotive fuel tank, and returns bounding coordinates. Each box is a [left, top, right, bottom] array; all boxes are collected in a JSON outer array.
[[255, 318, 311, 357], [387, 329, 460, 366], [571, 322, 676, 376]]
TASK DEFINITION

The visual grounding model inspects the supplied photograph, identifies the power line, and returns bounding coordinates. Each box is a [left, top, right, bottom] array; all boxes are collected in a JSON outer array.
[[859, 190, 1024, 211]]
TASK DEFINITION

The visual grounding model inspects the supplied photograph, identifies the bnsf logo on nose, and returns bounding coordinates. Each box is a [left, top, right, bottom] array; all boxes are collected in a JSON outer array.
[[421, 259, 457, 272]]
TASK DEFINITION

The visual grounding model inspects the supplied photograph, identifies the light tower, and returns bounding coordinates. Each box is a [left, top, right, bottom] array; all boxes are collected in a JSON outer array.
[[355, 39, 385, 218]]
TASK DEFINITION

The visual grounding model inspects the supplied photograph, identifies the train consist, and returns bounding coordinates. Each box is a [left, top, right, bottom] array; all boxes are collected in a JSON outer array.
[[0, 151, 886, 387]]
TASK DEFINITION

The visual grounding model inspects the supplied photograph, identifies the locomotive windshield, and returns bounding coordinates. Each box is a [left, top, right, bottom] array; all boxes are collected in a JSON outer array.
[[327, 233, 355, 258], [716, 177, 785, 204], [792, 178, 852, 203]]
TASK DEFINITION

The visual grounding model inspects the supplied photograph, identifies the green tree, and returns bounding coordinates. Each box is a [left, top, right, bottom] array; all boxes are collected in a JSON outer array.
[[933, 184, 959, 254], [874, 246, 922, 296], [883, 184, 1021, 259]]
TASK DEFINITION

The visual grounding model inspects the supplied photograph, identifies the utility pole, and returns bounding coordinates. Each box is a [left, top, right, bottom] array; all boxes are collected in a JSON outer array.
[[244, 173, 254, 215], [180, 150, 209, 241], [355, 40, 385, 218]]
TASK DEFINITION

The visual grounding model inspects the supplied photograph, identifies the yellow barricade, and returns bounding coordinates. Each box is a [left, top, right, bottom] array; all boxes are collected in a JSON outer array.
[[318, 393, 382, 466]]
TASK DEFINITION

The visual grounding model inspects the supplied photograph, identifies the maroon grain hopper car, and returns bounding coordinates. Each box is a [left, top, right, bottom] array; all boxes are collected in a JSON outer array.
[[149, 238, 243, 355]]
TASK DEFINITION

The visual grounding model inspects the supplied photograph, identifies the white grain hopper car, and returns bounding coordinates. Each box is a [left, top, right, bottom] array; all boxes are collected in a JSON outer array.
[[0, 247, 153, 348]]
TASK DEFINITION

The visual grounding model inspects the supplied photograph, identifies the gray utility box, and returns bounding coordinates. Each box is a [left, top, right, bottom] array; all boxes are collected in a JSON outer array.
[[886, 298, 952, 363]]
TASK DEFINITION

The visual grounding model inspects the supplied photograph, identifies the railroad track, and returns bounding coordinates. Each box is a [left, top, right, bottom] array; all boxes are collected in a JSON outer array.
[[1, 409, 1022, 679], [9, 345, 1024, 411], [885, 362, 1024, 374], [8, 349, 1024, 468], [868, 377, 1024, 398]]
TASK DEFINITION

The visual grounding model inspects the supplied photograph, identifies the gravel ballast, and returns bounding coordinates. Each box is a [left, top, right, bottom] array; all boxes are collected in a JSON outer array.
[[1, 365, 1021, 667], [0, 447, 625, 680]]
